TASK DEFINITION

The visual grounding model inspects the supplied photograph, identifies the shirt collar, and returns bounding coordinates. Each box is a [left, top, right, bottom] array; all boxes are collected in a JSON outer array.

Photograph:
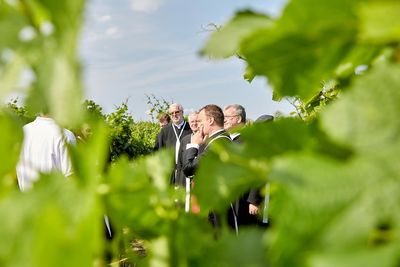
[[208, 128, 225, 138], [173, 120, 185, 129], [230, 133, 240, 140]]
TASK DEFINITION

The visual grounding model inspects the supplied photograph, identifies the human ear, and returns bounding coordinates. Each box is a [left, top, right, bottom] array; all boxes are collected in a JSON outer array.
[[208, 117, 214, 126]]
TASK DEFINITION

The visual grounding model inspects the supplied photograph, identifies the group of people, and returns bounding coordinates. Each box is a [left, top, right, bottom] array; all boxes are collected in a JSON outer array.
[[15, 102, 273, 236], [153, 103, 273, 232]]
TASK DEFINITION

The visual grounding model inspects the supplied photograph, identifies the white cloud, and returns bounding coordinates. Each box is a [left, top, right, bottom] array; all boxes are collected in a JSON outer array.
[[130, 0, 166, 13], [97, 14, 111, 22], [105, 27, 121, 38], [90, 53, 209, 89]]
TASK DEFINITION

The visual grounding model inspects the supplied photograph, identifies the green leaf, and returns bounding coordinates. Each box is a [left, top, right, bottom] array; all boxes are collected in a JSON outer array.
[[69, 122, 109, 187], [106, 150, 176, 238], [24, 0, 52, 28], [198, 229, 266, 267], [242, 27, 356, 100], [0, 54, 26, 104], [48, 53, 83, 126], [264, 62, 400, 267], [243, 65, 255, 82], [25, 52, 84, 126], [334, 44, 383, 78], [144, 215, 214, 267], [0, 4, 27, 49], [236, 0, 380, 101], [358, 1, 400, 44], [321, 62, 400, 152], [194, 141, 267, 214], [0, 112, 23, 191], [0, 173, 102, 267], [267, 152, 400, 267]]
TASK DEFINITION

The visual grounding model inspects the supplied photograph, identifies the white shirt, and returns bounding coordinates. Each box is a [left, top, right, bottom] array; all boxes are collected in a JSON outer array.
[[173, 120, 185, 129], [230, 133, 240, 140], [16, 117, 76, 191]]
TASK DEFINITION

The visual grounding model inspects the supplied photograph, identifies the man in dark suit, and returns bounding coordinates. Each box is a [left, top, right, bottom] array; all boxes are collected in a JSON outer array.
[[253, 114, 274, 226], [224, 104, 260, 226], [182, 105, 231, 177], [224, 104, 272, 229], [182, 104, 237, 231], [154, 103, 192, 184]]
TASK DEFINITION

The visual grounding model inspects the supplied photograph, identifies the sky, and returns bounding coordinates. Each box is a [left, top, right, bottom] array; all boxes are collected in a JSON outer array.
[[80, 0, 294, 121]]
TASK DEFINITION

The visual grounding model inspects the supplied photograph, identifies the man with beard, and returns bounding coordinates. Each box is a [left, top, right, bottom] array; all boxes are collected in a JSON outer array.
[[154, 103, 192, 184]]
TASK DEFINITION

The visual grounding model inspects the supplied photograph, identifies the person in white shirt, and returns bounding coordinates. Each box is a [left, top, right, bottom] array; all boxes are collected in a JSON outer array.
[[16, 115, 76, 191]]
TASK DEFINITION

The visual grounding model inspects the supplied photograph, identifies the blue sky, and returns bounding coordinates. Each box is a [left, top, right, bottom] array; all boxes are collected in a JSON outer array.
[[80, 0, 293, 121]]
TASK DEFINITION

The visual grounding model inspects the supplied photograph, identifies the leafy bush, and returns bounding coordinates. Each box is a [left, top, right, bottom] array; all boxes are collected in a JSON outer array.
[[106, 102, 159, 161]]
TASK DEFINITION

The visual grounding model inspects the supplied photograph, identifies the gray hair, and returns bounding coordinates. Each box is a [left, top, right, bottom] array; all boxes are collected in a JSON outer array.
[[188, 111, 199, 120], [169, 103, 183, 112], [224, 104, 246, 123]]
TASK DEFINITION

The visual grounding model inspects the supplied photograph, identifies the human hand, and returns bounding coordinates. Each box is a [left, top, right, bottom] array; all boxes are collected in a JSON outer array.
[[192, 127, 206, 145], [249, 203, 259, 215], [191, 195, 201, 214]]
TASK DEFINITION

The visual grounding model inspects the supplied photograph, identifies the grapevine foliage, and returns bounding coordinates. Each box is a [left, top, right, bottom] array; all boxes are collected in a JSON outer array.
[[1, 0, 400, 266]]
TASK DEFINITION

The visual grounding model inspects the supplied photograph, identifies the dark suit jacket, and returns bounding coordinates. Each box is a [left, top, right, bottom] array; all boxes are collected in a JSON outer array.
[[232, 133, 262, 226], [153, 122, 192, 151], [175, 134, 193, 186], [182, 129, 231, 177], [182, 129, 232, 228], [153, 122, 192, 184]]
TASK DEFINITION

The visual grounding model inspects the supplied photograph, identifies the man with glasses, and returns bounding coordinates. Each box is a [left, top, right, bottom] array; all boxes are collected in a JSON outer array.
[[154, 103, 192, 184], [223, 104, 246, 137], [223, 104, 260, 226]]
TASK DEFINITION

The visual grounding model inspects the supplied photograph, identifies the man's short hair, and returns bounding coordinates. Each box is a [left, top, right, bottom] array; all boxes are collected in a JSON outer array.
[[200, 104, 224, 127], [224, 104, 246, 123], [169, 103, 183, 112], [188, 111, 199, 120]]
